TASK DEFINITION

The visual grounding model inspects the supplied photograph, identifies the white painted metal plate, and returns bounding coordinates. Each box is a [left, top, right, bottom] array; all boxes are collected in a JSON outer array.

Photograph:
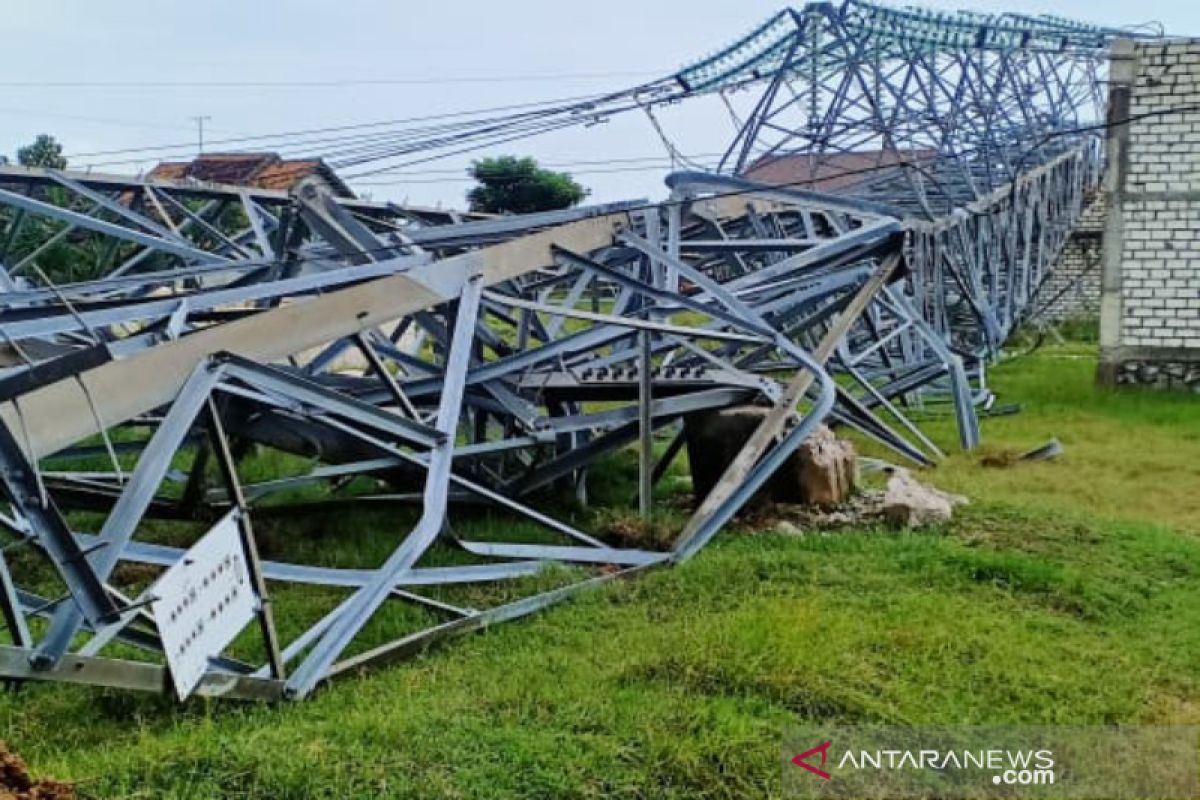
[[151, 511, 258, 699]]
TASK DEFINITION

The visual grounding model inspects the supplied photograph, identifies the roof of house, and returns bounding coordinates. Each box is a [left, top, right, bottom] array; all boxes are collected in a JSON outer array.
[[146, 152, 354, 198], [743, 149, 939, 194]]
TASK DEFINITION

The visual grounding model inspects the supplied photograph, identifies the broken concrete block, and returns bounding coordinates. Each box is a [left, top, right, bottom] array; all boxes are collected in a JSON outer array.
[[881, 468, 967, 528], [683, 406, 856, 509], [793, 424, 857, 508]]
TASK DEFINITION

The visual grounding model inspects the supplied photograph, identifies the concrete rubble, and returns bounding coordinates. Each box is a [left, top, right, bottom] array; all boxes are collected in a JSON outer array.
[[880, 468, 969, 528], [794, 426, 858, 508]]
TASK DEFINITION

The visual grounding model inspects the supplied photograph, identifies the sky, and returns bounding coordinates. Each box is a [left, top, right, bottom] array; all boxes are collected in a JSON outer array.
[[1, 0, 1195, 209]]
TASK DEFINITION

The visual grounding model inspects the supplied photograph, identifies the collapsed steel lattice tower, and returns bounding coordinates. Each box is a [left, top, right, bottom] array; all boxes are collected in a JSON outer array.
[[0, 2, 1151, 700]]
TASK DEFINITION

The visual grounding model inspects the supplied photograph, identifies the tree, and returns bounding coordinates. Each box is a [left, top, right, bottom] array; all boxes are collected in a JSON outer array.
[[2, 134, 98, 284], [17, 134, 67, 169], [467, 156, 587, 214]]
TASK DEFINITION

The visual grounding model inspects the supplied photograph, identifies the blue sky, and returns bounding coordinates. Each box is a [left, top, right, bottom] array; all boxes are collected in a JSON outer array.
[[1, 0, 1194, 208]]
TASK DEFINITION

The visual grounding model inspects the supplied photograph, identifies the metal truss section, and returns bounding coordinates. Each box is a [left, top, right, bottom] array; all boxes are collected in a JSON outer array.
[[0, 169, 958, 700], [703, 2, 1121, 200], [0, 1, 1160, 700]]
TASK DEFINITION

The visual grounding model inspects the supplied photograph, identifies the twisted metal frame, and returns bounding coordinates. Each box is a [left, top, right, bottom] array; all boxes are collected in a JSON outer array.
[[0, 2, 1148, 700]]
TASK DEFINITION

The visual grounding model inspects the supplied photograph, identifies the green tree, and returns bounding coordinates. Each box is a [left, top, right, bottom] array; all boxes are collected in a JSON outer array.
[[2, 134, 118, 284], [467, 156, 587, 214], [17, 134, 67, 169]]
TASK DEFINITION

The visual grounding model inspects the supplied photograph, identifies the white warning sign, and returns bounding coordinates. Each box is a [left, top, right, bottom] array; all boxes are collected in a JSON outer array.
[[151, 511, 258, 699]]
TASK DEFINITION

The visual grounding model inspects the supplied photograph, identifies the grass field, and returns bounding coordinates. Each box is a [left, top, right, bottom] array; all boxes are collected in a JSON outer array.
[[2, 341, 1198, 799]]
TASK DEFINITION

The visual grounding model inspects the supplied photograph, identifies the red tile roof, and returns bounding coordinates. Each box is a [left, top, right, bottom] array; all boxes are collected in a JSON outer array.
[[146, 152, 354, 197], [255, 159, 323, 192], [744, 149, 938, 193]]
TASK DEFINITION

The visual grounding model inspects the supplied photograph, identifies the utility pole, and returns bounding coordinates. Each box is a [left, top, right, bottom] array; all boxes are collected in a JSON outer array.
[[190, 115, 212, 154]]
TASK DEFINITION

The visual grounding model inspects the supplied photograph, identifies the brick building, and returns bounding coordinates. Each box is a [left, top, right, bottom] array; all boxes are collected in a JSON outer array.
[[1098, 38, 1200, 390], [1036, 196, 1104, 320]]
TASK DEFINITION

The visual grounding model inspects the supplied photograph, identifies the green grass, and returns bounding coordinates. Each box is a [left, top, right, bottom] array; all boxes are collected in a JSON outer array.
[[3, 342, 1200, 798]]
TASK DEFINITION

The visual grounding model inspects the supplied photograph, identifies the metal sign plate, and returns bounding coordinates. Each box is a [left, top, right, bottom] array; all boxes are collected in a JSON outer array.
[[151, 511, 258, 699]]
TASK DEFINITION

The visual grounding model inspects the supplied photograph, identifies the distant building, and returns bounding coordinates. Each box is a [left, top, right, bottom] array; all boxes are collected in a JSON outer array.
[[146, 152, 354, 198], [743, 149, 938, 194], [1037, 195, 1104, 321]]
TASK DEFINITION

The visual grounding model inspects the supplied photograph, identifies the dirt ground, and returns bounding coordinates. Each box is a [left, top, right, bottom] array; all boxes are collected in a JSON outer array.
[[0, 741, 73, 800]]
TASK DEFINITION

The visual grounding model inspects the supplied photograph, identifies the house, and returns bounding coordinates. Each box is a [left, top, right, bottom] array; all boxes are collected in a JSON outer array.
[[146, 152, 355, 198], [743, 149, 938, 194]]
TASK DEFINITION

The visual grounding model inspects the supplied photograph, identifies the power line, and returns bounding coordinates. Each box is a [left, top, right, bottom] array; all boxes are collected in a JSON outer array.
[[353, 162, 723, 186], [0, 71, 662, 89], [74, 83, 689, 186], [332, 91, 676, 178], [351, 152, 726, 179], [66, 90, 636, 163], [63, 80, 697, 187]]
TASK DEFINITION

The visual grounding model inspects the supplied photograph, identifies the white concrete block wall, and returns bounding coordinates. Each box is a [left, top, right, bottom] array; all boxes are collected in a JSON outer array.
[[1118, 200, 1200, 348], [1100, 39, 1200, 390]]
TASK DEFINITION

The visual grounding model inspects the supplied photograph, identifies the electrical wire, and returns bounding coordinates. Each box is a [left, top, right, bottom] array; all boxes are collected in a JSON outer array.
[[354, 162, 723, 186], [0, 71, 662, 89], [66, 90, 649, 163]]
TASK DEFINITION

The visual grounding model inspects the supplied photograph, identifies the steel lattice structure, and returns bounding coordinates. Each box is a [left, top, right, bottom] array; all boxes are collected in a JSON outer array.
[[0, 2, 1153, 700]]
